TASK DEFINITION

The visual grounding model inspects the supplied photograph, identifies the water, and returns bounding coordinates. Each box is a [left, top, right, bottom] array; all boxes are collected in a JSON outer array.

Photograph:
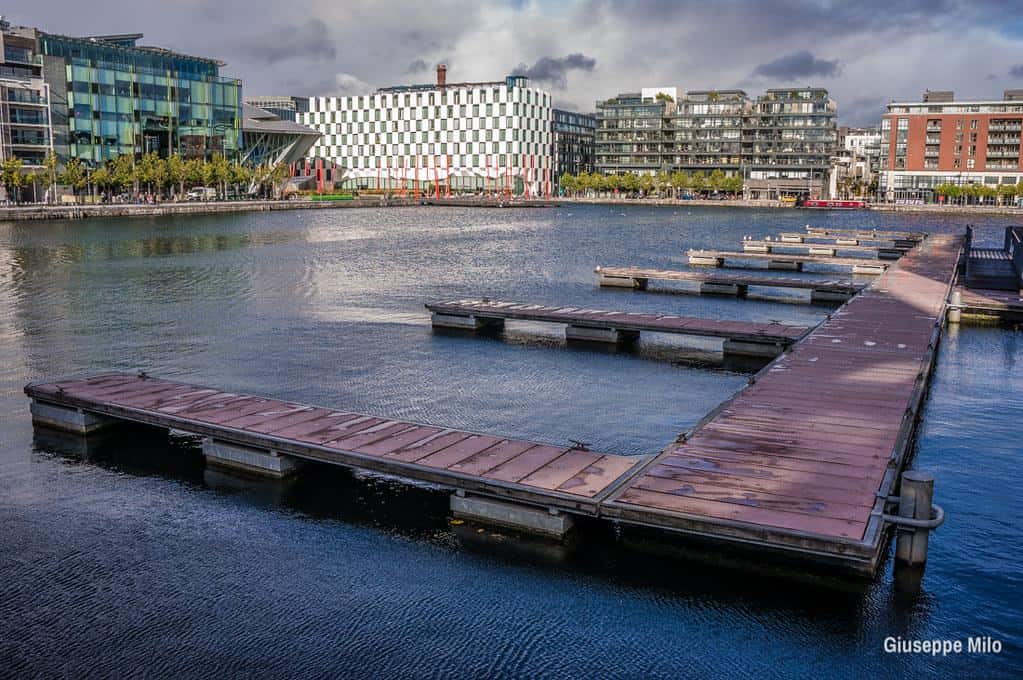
[[0, 205, 1020, 677]]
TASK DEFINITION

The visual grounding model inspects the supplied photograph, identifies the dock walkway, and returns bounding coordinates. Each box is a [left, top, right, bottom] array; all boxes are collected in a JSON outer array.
[[740, 240, 904, 259], [595, 266, 864, 302], [602, 234, 961, 573], [688, 249, 890, 274], [25, 373, 641, 522], [426, 298, 808, 357]]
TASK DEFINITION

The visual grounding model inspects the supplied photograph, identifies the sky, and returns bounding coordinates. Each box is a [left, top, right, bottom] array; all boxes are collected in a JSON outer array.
[[5, 0, 1023, 126]]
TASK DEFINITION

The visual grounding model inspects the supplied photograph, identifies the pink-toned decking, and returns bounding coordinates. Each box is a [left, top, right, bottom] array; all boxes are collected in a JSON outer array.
[[25, 373, 641, 513], [958, 286, 1023, 322], [603, 234, 961, 569], [426, 299, 808, 344]]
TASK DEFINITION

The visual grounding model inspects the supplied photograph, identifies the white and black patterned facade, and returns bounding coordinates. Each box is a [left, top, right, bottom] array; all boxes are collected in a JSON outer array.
[[300, 72, 554, 195]]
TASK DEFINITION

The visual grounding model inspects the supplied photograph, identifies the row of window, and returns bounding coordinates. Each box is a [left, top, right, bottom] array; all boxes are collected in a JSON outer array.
[[337, 153, 550, 170], [306, 116, 547, 136], [312, 87, 551, 111], [312, 141, 550, 158]]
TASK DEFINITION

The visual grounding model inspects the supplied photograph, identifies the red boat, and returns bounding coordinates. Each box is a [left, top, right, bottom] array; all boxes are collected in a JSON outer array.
[[798, 199, 868, 209]]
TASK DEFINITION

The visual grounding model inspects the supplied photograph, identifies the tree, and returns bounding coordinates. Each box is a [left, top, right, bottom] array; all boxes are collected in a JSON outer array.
[[654, 92, 674, 103], [269, 162, 290, 199], [91, 166, 112, 200], [1, 155, 24, 204], [670, 170, 688, 198], [209, 155, 231, 198], [690, 171, 707, 196], [167, 154, 186, 200], [997, 183, 1016, 205], [724, 175, 744, 196], [185, 158, 206, 189], [60, 158, 87, 203], [230, 161, 252, 197], [708, 169, 727, 193], [43, 151, 59, 204], [559, 172, 575, 196], [110, 155, 135, 195], [638, 173, 654, 196]]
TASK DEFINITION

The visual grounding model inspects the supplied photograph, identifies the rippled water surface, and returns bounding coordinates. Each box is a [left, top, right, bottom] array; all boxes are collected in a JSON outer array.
[[1, 205, 1020, 677]]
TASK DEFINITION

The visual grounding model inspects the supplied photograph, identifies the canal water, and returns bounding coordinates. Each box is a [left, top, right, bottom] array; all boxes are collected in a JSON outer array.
[[0, 205, 1019, 677]]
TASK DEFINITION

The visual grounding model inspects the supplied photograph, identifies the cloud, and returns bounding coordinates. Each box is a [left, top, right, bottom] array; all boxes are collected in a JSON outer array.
[[228, 19, 336, 63], [406, 59, 429, 74], [1011, 64, 1023, 78], [332, 73, 375, 96], [513, 53, 596, 89], [753, 50, 840, 80]]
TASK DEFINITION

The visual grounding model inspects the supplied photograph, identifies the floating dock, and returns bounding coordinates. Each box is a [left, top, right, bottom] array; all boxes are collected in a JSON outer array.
[[776, 232, 914, 249], [595, 266, 864, 303], [687, 249, 890, 274], [805, 226, 926, 242], [425, 298, 808, 357], [953, 287, 1023, 324], [24, 230, 962, 577], [602, 234, 961, 574], [740, 240, 904, 260], [25, 373, 642, 537]]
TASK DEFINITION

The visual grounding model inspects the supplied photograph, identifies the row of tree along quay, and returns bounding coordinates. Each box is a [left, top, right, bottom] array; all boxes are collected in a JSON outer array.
[[0, 152, 293, 205], [558, 169, 744, 199], [933, 181, 1023, 206]]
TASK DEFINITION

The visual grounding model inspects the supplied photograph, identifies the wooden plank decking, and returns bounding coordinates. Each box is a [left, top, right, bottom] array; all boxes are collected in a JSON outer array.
[[603, 234, 961, 573], [740, 240, 905, 259], [24, 373, 642, 514], [776, 232, 914, 249], [595, 266, 866, 295], [425, 298, 808, 345], [956, 286, 1023, 323], [806, 226, 926, 241], [688, 249, 890, 273]]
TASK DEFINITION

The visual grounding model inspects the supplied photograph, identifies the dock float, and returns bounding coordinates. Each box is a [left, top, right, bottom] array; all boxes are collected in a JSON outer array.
[[687, 249, 890, 274], [595, 266, 864, 303], [951, 287, 1023, 324], [805, 226, 925, 248], [777, 232, 914, 250], [24, 373, 643, 537], [426, 298, 808, 358], [602, 234, 961, 575], [741, 239, 905, 260]]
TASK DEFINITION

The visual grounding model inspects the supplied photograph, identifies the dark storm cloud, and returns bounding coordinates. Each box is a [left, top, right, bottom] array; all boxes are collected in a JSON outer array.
[[228, 18, 336, 63], [406, 59, 429, 74], [1011, 64, 1023, 78], [514, 53, 596, 88], [753, 50, 840, 80]]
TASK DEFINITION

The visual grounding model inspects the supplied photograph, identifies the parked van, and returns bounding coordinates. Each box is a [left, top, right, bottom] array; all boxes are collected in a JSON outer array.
[[186, 187, 217, 201]]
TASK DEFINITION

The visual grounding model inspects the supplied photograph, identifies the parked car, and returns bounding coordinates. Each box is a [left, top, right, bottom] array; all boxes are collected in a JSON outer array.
[[186, 187, 217, 201]]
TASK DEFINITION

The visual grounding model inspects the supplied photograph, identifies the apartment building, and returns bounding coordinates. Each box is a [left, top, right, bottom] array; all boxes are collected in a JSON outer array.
[[552, 108, 595, 182], [594, 86, 837, 198], [0, 19, 53, 168], [301, 65, 553, 195], [879, 90, 1023, 201]]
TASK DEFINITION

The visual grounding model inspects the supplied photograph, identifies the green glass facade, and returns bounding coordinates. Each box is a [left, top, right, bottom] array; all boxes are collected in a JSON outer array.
[[38, 34, 241, 165]]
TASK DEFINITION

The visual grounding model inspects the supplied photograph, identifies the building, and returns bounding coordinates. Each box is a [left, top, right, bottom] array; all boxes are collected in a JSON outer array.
[[36, 30, 243, 165], [878, 90, 1023, 202], [552, 108, 594, 183], [300, 65, 553, 195], [5, 19, 246, 166], [828, 126, 881, 198], [0, 19, 53, 168], [240, 103, 319, 167], [594, 86, 837, 198], [244, 95, 308, 122]]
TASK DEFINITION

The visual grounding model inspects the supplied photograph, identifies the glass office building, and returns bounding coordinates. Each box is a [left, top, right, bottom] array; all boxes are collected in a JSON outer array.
[[37, 32, 241, 165]]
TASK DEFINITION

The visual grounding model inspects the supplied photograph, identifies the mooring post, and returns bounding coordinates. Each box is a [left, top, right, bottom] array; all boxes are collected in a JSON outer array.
[[895, 471, 935, 567], [948, 289, 962, 324]]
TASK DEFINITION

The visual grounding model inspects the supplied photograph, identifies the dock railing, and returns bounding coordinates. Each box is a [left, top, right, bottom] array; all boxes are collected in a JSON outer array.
[[1006, 226, 1023, 290]]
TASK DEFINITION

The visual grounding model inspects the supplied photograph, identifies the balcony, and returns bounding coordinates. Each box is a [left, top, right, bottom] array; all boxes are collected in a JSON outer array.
[[985, 148, 1021, 159], [989, 124, 1022, 132], [926, 125, 942, 133], [925, 136, 941, 145]]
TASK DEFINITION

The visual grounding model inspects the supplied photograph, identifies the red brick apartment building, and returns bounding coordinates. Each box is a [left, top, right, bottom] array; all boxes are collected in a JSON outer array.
[[879, 90, 1023, 201]]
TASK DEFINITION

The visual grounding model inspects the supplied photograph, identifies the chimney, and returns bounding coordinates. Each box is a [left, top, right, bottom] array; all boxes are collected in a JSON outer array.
[[436, 63, 447, 88]]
